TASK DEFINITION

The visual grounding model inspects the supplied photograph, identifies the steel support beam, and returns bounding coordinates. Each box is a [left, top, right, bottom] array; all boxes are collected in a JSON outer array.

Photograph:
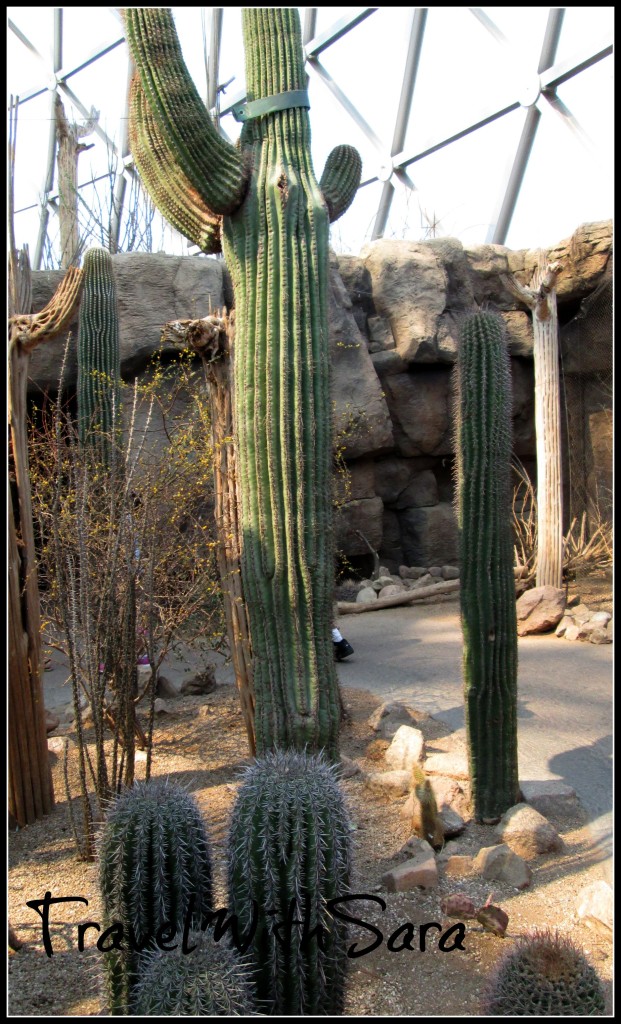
[[490, 8, 564, 244], [207, 8, 223, 113], [34, 9, 63, 270], [371, 7, 427, 240], [304, 8, 377, 57]]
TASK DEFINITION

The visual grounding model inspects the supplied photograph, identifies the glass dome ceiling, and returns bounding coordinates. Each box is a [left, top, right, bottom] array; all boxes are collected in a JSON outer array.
[[7, 7, 614, 269]]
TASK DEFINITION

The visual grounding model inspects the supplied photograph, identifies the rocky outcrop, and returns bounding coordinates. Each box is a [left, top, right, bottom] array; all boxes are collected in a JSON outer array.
[[28, 221, 612, 566]]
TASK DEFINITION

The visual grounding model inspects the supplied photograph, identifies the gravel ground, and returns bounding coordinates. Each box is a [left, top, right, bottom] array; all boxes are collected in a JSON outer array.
[[8, 678, 613, 1017]]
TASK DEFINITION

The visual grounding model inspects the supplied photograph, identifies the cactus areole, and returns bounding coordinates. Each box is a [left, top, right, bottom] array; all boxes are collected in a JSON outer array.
[[124, 9, 362, 757]]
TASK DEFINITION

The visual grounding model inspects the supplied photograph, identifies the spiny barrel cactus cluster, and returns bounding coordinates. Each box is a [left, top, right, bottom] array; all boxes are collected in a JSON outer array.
[[227, 749, 353, 1015], [98, 779, 214, 1014], [77, 246, 121, 469], [481, 928, 606, 1015], [130, 930, 256, 1016], [123, 7, 362, 757], [454, 311, 520, 822]]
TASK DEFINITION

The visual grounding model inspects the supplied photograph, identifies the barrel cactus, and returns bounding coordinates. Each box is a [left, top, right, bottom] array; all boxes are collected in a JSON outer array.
[[130, 930, 256, 1016], [227, 749, 353, 1015], [77, 246, 121, 469], [123, 8, 362, 758], [481, 928, 606, 1015], [98, 779, 214, 1014], [454, 311, 520, 822]]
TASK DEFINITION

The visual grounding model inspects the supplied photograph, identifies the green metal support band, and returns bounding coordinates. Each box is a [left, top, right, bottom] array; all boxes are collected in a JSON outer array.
[[231, 89, 310, 122]]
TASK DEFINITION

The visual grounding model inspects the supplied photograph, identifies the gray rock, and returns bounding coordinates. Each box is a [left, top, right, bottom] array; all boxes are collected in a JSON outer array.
[[382, 369, 452, 457], [441, 565, 460, 580], [361, 239, 446, 364], [399, 565, 429, 579], [516, 586, 566, 635], [494, 803, 564, 858], [368, 701, 428, 739], [180, 666, 217, 695], [394, 470, 439, 510], [356, 587, 378, 604], [473, 844, 532, 889], [385, 725, 426, 771], [378, 584, 405, 599], [154, 698, 169, 715], [564, 624, 582, 641], [555, 614, 575, 637], [428, 566, 443, 577], [156, 674, 179, 698], [399, 503, 459, 567]]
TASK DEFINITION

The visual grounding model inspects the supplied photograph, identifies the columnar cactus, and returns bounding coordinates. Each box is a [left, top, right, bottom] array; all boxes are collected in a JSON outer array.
[[455, 312, 520, 822], [77, 246, 121, 468], [123, 8, 362, 757], [98, 779, 214, 1014], [131, 931, 256, 1016], [227, 750, 353, 1015], [481, 928, 606, 1015]]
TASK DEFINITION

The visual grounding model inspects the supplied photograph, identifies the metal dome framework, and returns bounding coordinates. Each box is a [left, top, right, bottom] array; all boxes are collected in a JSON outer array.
[[8, 7, 613, 268]]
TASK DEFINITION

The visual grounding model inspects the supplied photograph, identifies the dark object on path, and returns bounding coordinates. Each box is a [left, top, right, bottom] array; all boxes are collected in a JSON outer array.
[[334, 637, 355, 661]]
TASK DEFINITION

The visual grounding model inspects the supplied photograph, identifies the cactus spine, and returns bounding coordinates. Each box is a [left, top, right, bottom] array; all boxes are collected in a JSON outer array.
[[481, 928, 606, 1015], [455, 312, 519, 822], [227, 750, 353, 1015], [97, 779, 214, 1014], [130, 931, 256, 1016], [77, 246, 121, 469], [124, 8, 362, 757]]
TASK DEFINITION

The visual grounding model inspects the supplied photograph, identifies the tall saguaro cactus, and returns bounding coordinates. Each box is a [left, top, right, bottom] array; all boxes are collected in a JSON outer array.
[[455, 312, 520, 822], [124, 8, 362, 757]]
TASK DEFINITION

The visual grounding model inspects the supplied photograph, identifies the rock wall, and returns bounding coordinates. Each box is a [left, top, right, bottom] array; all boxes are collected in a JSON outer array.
[[28, 221, 612, 570]]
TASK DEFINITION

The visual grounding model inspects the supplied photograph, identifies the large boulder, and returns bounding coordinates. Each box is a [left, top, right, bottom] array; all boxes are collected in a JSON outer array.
[[516, 586, 566, 635]]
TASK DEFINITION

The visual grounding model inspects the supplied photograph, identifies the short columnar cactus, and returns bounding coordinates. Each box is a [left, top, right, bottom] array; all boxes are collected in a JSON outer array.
[[77, 246, 121, 468], [130, 930, 257, 1016], [481, 928, 606, 1015], [123, 8, 362, 758], [98, 779, 214, 1015], [454, 311, 520, 822], [227, 750, 353, 1015]]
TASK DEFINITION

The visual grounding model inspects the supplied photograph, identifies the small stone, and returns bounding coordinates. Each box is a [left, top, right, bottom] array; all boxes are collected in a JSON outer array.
[[379, 584, 405, 599], [440, 893, 477, 918], [154, 698, 169, 715], [589, 627, 612, 645], [385, 725, 425, 771], [590, 610, 612, 626], [368, 701, 425, 739], [473, 844, 532, 889], [399, 565, 428, 579], [47, 736, 66, 755], [476, 904, 509, 936], [381, 844, 438, 891], [441, 565, 460, 580], [564, 624, 581, 640], [428, 566, 443, 577], [555, 614, 575, 637], [571, 603, 593, 624], [494, 803, 563, 858], [356, 587, 378, 603]]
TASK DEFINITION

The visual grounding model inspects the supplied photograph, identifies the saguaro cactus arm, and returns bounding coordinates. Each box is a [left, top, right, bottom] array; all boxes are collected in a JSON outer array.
[[319, 144, 363, 223], [129, 73, 222, 254], [122, 8, 247, 215]]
